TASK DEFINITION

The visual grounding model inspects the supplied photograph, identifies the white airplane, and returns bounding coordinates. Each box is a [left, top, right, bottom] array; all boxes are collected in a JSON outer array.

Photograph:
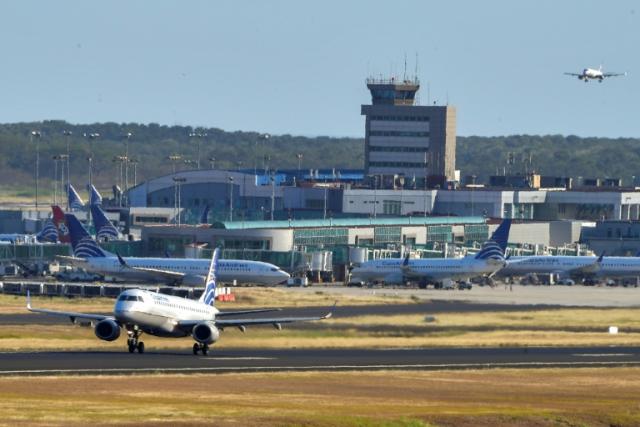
[[59, 212, 290, 286], [564, 66, 626, 82], [27, 248, 334, 354], [500, 253, 640, 281], [350, 219, 511, 288]]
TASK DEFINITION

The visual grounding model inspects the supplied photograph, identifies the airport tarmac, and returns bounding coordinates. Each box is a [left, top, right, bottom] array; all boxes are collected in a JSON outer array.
[[1, 346, 639, 375], [292, 283, 640, 307]]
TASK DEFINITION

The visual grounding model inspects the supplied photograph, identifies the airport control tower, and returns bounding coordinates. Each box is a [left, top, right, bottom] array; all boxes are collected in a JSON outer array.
[[361, 76, 456, 187]]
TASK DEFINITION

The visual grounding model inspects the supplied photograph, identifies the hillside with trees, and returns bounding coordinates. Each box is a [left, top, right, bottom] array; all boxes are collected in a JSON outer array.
[[0, 121, 639, 198]]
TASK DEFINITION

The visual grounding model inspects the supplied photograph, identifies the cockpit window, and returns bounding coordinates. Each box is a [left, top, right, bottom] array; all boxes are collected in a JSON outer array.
[[118, 295, 140, 302], [270, 268, 278, 272], [137, 296, 145, 302]]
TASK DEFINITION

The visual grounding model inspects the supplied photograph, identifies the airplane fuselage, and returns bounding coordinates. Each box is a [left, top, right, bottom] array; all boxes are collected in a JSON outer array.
[[500, 255, 640, 279], [74, 256, 290, 285], [114, 289, 217, 337], [351, 257, 504, 285]]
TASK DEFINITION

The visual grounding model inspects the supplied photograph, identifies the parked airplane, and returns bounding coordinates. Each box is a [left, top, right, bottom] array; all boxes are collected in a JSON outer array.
[[500, 253, 640, 282], [59, 213, 290, 285], [28, 248, 333, 354], [350, 219, 511, 288], [564, 66, 626, 82], [51, 205, 71, 244]]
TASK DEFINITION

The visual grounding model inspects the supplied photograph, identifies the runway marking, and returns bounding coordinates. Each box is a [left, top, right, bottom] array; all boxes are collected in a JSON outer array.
[[572, 353, 634, 357], [2, 360, 640, 376]]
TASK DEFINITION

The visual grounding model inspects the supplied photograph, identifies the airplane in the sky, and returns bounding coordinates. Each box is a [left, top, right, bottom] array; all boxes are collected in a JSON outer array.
[[58, 212, 290, 285], [350, 219, 511, 288], [28, 248, 334, 354], [564, 66, 626, 82]]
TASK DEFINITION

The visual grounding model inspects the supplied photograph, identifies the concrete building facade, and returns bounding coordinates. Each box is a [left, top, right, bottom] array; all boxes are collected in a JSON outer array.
[[361, 77, 456, 184]]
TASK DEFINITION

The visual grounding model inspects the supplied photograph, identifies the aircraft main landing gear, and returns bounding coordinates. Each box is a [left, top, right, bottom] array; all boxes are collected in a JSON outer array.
[[193, 342, 209, 355], [127, 328, 144, 354]]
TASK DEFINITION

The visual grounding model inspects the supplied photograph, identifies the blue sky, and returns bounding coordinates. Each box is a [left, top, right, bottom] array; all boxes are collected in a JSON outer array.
[[1, 1, 638, 137]]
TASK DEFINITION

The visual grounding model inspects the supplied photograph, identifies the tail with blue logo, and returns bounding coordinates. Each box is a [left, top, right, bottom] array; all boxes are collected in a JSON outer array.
[[36, 218, 58, 243], [198, 248, 219, 306], [65, 213, 112, 258], [88, 184, 103, 206], [68, 184, 85, 210], [90, 204, 120, 241], [475, 219, 511, 260]]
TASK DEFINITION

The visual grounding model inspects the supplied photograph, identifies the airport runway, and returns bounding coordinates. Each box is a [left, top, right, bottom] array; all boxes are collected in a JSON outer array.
[[1, 346, 640, 375]]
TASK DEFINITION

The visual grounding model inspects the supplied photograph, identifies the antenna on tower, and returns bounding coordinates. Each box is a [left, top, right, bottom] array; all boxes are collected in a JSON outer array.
[[403, 52, 407, 81], [414, 52, 419, 81]]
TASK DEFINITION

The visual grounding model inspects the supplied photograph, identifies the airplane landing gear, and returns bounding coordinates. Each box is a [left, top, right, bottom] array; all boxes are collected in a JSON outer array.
[[193, 342, 209, 355], [127, 328, 144, 354]]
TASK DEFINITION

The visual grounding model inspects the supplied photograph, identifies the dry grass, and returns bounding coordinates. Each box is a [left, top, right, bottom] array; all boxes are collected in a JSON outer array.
[[0, 368, 639, 426]]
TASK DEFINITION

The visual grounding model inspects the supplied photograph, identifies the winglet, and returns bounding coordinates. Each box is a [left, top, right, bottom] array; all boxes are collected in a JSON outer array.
[[402, 253, 410, 267], [26, 290, 32, 310], [116, 252, 128, 267], [322, 300, 338, 320], [597, 252, 605, 263]]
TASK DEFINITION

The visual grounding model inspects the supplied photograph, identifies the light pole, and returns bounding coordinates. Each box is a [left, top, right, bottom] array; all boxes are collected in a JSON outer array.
[[254, 133, 270, 175], [373, 176, 378, 219], [113, 155, 127, 206], [208, 157, 216, 170], [296, 153, 303, 171], [52, 155, 60, 205], [130, 159, 139, 187], [123, 132, 132, 204], [57, 154, 68, 207], [228, 176, 234, 222], [270, 173, 276, 221], [173, 177, 186, 226], [31, 131, 42, 209], [63, 130, 72, 209], [323, 186, 328, 220], [189, 131, 207, 169], [167, 155, 182, 174], [84, 132, 100, 192]]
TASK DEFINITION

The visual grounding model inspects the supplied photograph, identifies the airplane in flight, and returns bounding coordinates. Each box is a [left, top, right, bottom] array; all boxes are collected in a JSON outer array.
[[28, 248, 334, 354], [564, 66, 626, 82], [58, 212, 291, 285], [350, 219, 511, 288]]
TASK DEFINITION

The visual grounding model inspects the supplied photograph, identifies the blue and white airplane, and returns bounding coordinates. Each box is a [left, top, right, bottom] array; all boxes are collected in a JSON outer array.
[[29, 248, 333, 354], [58, 213, 290, 286], [90, 204, 121, 241], [350, 219, 512, 287]]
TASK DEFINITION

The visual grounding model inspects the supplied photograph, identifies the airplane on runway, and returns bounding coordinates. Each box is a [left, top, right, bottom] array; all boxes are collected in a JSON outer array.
[[58, 212, 291, 286], [28, 248, 334, 354], [350, 219, 511, 288], [564, 66, 626, 82]]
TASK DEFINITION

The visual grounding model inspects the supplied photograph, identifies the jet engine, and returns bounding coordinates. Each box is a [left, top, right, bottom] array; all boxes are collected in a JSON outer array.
[[182, 274, 206, 287], [192, 322, 220, 345], [94, 319, 121, 341]]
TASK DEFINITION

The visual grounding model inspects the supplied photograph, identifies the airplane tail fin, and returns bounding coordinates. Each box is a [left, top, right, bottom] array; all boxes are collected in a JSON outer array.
[[68, 184, 85, 210], [475, 219, 511, 260], [65, 213, 109, 258], [36, 219, 58, 243], [199, 248, 219, 306], [90, 204, 120, 241], [88, 184, 103, 206], [51, 205, 71, 243]]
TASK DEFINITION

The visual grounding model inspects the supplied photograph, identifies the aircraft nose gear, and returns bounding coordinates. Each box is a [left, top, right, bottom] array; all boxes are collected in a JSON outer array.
[[193, 342, 209, 355], [127, 329, 144, 354]]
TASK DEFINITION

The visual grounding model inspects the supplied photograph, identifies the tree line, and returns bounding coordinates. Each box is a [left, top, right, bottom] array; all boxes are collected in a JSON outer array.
[[0, 121, 638, 195]]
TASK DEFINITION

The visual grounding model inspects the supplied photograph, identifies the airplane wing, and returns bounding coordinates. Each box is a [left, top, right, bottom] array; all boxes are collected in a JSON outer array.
[[115, 253, 186, 282], [217, 308, 283, 317], [26, 291, 111, 323], [565, 254, 604, 276], [564, 72, 582, 76], [602, 72, 626, 77], [178, 303, 335, 330]]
